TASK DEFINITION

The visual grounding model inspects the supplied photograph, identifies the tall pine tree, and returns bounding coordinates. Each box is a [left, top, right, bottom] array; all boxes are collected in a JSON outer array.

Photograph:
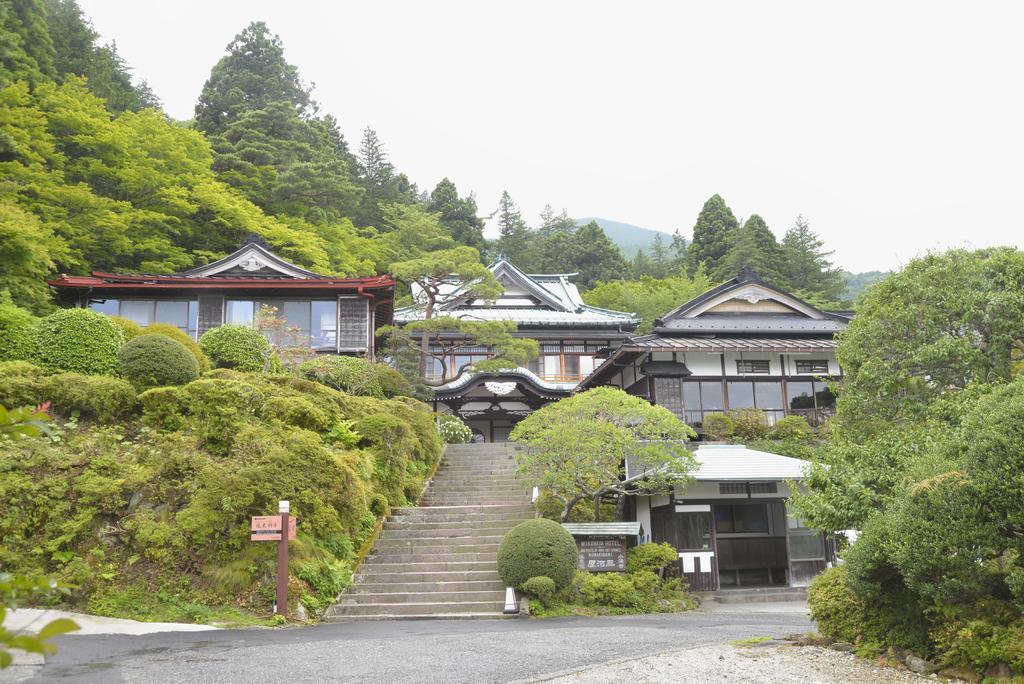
[[715, 214, 786, 283], [353, 127, 418, 228], [781, 214, 844, 303], [495, 190, 533, 267], [688, 194, 739, 273], [428, 178, 485, 251]]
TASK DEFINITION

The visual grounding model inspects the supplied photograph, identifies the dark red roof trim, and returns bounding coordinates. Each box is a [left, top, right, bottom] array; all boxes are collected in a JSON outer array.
[[49, 272, 394, 290]]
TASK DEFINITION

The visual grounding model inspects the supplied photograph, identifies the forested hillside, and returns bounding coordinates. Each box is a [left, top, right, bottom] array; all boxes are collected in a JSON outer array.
[[1, 1, 857, 319]]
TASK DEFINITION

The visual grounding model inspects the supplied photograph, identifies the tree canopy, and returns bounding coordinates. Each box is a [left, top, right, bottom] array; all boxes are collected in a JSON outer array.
[[511, 387, 696, 521]]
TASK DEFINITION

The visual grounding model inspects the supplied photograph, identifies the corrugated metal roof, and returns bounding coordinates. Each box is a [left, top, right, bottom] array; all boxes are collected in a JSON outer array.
[[562, 522, 642, 536], [624, 335, 838, 351], [625, 444, 809, 482], [691, 444, 809, 481]]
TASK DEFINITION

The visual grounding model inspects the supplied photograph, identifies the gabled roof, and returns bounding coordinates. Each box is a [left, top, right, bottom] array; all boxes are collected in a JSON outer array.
[[180, 242, 325, 279], [394, 256, 639, 329], [431, 368, 575, 400], [48, 241, 394, 293], [654, 267, 848, 334]]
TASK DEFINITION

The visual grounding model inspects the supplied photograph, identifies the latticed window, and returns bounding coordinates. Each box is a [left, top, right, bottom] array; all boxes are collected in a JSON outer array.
[[795, 360, 829, 374], [736, 359, 770, 374]]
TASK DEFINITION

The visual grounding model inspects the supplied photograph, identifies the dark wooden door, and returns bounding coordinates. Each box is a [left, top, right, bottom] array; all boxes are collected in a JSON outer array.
[[651, 504, 719, 592]]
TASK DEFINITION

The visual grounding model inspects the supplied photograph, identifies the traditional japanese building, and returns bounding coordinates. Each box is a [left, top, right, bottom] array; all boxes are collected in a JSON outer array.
[[627, 444, 835, 591], [394, 257, 639, 441], [580, 267, 851, 433], [49, 240, 394, 357]]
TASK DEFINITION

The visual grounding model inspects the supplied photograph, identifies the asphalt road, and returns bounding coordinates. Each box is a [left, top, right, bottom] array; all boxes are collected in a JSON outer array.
[[32, 604, 812, 683]]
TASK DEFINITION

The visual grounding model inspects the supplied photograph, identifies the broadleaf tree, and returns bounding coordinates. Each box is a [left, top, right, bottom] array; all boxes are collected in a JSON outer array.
[[510, 387, 697, 521]]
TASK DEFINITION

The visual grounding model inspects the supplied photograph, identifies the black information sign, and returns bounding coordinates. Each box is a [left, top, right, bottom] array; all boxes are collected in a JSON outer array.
[[576, 536, 627, 573]]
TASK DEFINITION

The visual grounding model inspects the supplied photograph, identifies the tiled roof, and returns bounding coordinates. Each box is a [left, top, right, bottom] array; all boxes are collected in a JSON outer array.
[[395, 306, 637, 327], [659, 315, 846, 334], [432, 367, 576, 395], [623, 335, 838, 352]]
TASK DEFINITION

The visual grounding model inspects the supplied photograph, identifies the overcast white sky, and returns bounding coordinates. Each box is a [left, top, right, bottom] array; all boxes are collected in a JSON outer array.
[[80, 0, 1023, 273]]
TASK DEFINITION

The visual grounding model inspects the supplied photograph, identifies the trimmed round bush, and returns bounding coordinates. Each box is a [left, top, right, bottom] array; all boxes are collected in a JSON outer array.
[[374, 364, 413, 398], [299, 356, 384, 398], [199, 324, 271, 373], [498, 518, 578, 590], [769, 414, 813, 441], [0, 301, 38, 362], [701, 413, 734, 441], [520, 576, 556, 606], [33, 308, 123, 375], [731, 408, 769, 440], [626, 543, 679, 575], [142, 323, 211, 371], [109, 316, 143, 341], [118, 334, 200, 390]]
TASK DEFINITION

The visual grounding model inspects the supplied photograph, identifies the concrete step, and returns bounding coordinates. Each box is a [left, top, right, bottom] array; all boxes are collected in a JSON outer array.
[[326, 601, 505, 617], [379, 526, 515, 539], [375, 535, 506, 548], [337, 590, 506, 605], [324, 612, 512, 622], [391, 504, 533, 515], [710, 588, 809, 604], [359, 560, 498, 574], [351, 580, 505, 594], [420, 499, 531, 506], [325, 602, 505, 618], [388, 511, 528, 523], [369, 550, 499, 563], [383, 520, 521, 531], [356, 570, 500, 584]]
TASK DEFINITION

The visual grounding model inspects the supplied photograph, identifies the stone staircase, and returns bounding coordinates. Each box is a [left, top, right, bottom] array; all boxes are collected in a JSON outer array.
[[325, 442, 533, 621]]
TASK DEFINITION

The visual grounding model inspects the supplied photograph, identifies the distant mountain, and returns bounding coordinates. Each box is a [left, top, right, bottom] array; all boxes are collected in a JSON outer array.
[[576, 217, 678, 258], [841, 270, 889, 304]]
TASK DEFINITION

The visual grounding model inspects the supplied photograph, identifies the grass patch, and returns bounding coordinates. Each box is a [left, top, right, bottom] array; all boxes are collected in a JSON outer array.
[[732, 636, 774, 647]]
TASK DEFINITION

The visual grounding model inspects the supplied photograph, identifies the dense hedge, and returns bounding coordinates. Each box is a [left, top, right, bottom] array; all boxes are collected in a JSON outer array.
[[0, 366, 444, 623], [300, 356, 384, 398], [141, 323, 211, 372], [33, 308, 124, 375], [199, 324, 271, 372], [0, 300, 37, 362], [497, 519, 578, 590], [119, 334, 200, 390]]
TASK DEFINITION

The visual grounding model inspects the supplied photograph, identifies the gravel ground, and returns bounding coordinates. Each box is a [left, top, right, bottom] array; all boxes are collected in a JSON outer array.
[[543, 643, 925, 684]]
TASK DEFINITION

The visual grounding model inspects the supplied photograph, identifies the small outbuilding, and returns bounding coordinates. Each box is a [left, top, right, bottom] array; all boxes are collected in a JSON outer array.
[[628, 444, 833, 592]]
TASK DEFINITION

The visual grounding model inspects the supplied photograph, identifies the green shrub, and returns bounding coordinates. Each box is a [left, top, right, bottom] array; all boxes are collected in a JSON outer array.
[[141, 323, 211, 372], [41, 373, 137, 421], [118, 334, 200, 391], [299, 356, 384, 398], [520, 576, 556, 606], [0, 361, 48, 407], [374, 364, 412, 398], [579, 572, 640, 608], [260, 395, 331, 432], [497, 519, 578, 590], [731, 408, 770, 440], [109, 316, 142, 341], [0, 300, 38, 362], [139, 386, 191, 431], [369, 493, 389, 517], [182, 377, 266, 453], [807, 564, 929, 657], [438, 414, 472, 444], [626, 543, 679, 575], [33, 308, 123, 375], [769, 415, 813, 441], [702, 413, 734, 441], [932, 619, 1024, 672], [199, 324, 271, 373]]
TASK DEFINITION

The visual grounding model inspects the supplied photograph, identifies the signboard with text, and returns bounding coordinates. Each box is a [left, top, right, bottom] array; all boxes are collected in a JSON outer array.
[[250, 515, 296, 541], [576, 537, 627, 572]]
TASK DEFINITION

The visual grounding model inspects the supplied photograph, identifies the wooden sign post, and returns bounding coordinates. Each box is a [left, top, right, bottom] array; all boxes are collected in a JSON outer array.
[[250, 500, 296, 619]]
